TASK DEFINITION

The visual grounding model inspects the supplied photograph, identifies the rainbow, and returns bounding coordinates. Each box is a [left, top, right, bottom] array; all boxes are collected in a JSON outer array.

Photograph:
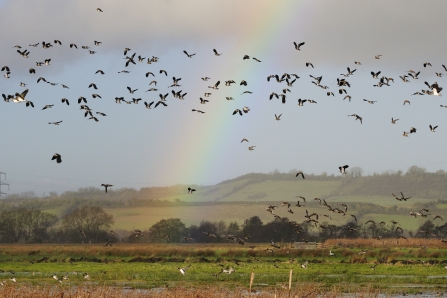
[[153, 1, 312, 187]]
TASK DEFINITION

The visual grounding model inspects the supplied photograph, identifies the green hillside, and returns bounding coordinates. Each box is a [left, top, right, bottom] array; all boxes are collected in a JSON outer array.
[[2, 167, 447, 232], [182, 179, 340, 202]]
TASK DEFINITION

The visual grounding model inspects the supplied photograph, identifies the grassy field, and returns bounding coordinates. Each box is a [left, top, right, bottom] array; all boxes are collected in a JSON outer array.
[[158, 179, 341, 203], [358, 213, 430, 231], [0, 241, 447, 295], [41, 197, 433, 232], [329, 195, 435, 206], [216, 180, 340, 202], [105, 203, 268, 230], [34, 176, 441, 232], [104, 203, 357, 230], [102, 199, 433, 232]]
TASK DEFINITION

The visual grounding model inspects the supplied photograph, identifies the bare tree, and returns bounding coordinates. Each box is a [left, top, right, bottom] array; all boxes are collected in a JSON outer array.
[[62, 206, 114, 243]]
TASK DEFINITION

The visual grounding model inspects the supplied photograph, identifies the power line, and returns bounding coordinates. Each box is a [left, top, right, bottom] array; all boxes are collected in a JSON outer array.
[[0, 171, 9, 197]]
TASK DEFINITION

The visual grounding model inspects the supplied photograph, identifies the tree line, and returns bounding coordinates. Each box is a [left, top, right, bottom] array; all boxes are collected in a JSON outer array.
[[0, 206, 117, 244], [132, 216, 447, 244], [2, 207, 445, 244]]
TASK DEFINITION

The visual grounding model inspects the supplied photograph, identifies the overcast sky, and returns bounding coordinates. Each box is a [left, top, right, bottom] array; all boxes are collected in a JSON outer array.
[[1, 0, 447, 196]]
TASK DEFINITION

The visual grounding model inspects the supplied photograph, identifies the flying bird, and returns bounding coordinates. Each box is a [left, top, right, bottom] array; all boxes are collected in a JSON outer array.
[[127, 86, 138, 94], [178, 265, 190, 276], [298, 99, 307, 106], [348, 114, 362, 124], [144, 101, 154, 109], [154, 101, 167, 108], [209, 81, 220, 90], [425, 81, 443, 96], [13, 89, 29, 102], [52, 153, 62, 163], [339, 165, 349, 174], [42, 104, 54, 110], [293, 41, 305, 50], [371, 71, 381, 79], [183, 50, 196, 58], [101, 184, 113, 193]]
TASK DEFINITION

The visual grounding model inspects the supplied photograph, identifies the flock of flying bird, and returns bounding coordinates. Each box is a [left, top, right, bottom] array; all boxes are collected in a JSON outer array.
[[2, 6, 447, 283], [2, 5, 445, 179]]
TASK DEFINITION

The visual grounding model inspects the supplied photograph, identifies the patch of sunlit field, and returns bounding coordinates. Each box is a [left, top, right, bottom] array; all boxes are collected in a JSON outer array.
[[219, 180, 340, 202], [104, 204, 349, 230], [325, 238, 447, 249], [41, 206, 67, 218], [329, 195, 433, 206], [0, 242, 447, 293], [105, 204, 267, 229], [168, 179, 340, 203], [358, 213, 429, 231]]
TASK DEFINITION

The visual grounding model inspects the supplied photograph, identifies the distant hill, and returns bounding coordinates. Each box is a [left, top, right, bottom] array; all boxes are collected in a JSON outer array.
[[2, 166, 446, 212], [329, 166, 447, 200]]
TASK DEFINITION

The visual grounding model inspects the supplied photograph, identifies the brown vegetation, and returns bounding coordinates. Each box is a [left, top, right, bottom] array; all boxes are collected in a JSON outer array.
[[324, 238, 447, 249], [0, 284, 382, 298]]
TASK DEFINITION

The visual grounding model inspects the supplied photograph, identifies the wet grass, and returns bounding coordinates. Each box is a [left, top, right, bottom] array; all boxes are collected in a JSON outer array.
[[0, 242, 447, 294]]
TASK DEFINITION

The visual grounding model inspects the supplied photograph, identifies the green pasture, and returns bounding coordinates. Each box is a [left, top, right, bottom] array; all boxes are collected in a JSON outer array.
[[358, 213, 433, 231], [1, 254, 447, 291], [164, 179, 340, 203], [217, 180, 340, 202], [329, 196, 434, 207], [104, 203, 355, 230]]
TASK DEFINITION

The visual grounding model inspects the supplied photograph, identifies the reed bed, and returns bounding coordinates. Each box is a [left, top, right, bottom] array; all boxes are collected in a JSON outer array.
[[0, 284, 384, 298], [324, 238, 447, 249], [1, 241, 447, 263]]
